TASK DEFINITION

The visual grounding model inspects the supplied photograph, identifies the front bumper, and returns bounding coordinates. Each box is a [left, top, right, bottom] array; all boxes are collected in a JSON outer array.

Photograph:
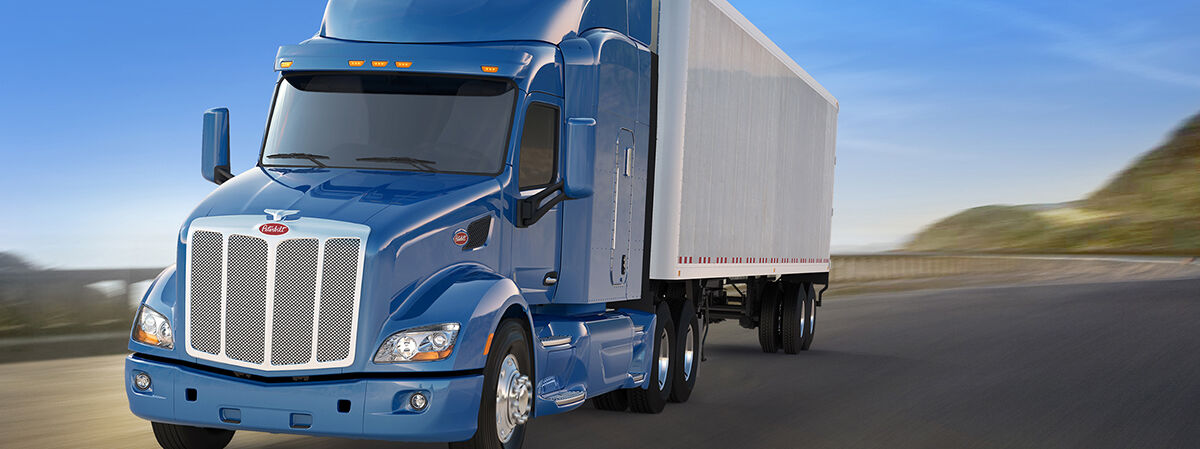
[[125, 355, 482, 443]]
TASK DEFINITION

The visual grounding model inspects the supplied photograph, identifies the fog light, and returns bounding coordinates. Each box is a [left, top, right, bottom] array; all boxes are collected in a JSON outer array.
[[134, 372, 152, 391], [410, 392, 428, 411]]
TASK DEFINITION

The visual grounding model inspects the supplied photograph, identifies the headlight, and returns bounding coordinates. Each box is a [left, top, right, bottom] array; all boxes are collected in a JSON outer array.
[[374, 323, 460, 363], [132, 305, 174, 349]]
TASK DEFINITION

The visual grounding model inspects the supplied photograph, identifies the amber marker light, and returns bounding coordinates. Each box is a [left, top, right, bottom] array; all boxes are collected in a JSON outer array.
[[348, 60, 365, 67], [371, 60, 388, 67], [395, 61, 413, 68], [481, 65, 500, 73], [279, 61, 293, 68]]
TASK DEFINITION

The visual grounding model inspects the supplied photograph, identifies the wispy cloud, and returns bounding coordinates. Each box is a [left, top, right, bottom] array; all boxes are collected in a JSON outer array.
[[945, 0, 1200, 89]]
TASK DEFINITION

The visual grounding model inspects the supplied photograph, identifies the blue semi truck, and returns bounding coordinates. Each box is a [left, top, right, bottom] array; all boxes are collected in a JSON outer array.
[[125, 1, 838, 448]]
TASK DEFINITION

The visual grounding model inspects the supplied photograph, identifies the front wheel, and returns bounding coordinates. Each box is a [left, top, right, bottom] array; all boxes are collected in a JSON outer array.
[[151, 422, 234, 449], [450, 320, 533, 449]]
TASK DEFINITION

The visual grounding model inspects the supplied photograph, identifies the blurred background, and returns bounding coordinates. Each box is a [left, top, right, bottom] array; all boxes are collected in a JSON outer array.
[[5, 0, 1197, 350], [0, 1, 1198, 447]]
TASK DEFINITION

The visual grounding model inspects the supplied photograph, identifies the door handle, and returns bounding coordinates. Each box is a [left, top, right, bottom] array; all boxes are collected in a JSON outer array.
[[543, 272, 559, 286]]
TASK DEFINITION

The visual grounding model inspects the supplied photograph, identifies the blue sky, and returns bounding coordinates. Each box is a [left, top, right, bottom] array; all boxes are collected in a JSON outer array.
[[2, 0, 1199, 268]]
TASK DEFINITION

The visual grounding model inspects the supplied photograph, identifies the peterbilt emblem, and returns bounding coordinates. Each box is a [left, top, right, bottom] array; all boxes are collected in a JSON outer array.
[[264, 209, 300, 222], [260, 223, 290, 236], [453, 229, 469, 246]]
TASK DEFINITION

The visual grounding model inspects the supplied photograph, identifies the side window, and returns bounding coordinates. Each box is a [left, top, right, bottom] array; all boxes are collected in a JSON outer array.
[[518, 103, 559, 190]]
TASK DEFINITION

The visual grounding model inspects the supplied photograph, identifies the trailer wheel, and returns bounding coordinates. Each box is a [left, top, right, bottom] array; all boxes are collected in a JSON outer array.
[[450, 320, 532, 449], [629, 302, 675, 414], [151, 422, 234, 449], [801, 283, 817, 351], [757, 284, 782, 353], [781, 283, 805, 354], [592, 390, 629, 412], [670, 300, 700, 403]]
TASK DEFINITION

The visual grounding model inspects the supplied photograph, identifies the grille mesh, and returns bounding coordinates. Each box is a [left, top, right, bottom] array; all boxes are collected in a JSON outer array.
[[463, 216, 492, 251], [270, 239, 319, 365], [224, 235, 269, 364], [187, 227, 363, 370], [316, 238, 360, 362], [189, 231, 224, 355]]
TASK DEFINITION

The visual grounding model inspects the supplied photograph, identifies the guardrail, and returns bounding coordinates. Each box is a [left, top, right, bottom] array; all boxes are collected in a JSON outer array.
[[0, 268, 162, 338], [831, 253, 1199, 283]]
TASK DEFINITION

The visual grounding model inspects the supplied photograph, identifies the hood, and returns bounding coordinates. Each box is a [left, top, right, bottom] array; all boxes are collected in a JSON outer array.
[[190, 167, 501, 234]]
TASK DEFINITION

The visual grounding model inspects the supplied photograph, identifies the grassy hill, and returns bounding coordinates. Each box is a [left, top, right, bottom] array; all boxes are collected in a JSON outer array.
[[906, 112, 1200, 255]]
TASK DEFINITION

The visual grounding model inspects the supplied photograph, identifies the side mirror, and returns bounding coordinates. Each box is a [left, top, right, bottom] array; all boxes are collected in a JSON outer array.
[[563, 117, 596, 198], [516, 117, 596, 228], [201, 108, 233, 185]]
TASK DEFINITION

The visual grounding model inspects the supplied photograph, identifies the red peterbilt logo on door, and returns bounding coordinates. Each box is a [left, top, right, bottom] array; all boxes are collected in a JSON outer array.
[[453, 229, 469, 246], [259, 223, 290, 236]]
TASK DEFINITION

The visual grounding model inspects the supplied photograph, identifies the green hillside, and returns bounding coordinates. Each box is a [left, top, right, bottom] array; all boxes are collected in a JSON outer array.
[[906, 112, 1200, 254]]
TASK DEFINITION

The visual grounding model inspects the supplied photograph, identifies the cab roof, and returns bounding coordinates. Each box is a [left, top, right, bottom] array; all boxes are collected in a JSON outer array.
[[319, 0, 655, 48]]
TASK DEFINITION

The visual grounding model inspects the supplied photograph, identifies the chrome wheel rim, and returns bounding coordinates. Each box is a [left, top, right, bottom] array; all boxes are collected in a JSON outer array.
[[808, 301, 816, 333], [682, 322, 695, 382], [656, 328, 670, 391], [495, 354, 531, 444]]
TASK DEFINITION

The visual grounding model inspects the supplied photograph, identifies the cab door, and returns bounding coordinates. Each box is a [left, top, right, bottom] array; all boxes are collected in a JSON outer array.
[[510, 97, 564, 304]]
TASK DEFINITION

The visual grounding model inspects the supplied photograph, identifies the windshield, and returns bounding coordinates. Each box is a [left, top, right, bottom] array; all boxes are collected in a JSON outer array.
[[261, 74, 517, 174]]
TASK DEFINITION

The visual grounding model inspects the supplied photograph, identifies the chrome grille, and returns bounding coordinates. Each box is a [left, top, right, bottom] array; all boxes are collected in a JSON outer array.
[[184, 216, 367, 371], [188, 231, 224, 355], [317, 238, 361, 362], [270, 239, 319, 366], [225, 235, 269, 364]]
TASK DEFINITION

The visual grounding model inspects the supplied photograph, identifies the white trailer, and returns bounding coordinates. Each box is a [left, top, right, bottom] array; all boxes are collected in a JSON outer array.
[[650, 0, 838, 281]]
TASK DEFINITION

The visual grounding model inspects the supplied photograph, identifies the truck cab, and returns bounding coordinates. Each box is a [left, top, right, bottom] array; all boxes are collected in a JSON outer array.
[[128, 1, 666, 448]]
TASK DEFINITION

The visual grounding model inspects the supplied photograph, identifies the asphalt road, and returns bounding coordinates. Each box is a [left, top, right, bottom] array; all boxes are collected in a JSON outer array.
[[3, 277, 1199, 449]]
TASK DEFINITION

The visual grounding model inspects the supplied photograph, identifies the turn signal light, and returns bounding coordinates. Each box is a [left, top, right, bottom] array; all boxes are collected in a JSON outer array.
[[279, 61, 293, 68], [410, 348, 454, 362]]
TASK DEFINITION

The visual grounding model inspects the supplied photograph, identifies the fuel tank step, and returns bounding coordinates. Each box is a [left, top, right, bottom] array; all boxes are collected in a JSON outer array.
[[540, 388, 587, 408]]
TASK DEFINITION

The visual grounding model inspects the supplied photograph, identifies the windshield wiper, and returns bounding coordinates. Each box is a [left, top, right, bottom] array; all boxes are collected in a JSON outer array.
[[356, 157, 438, 172], [267, 152, 330, 168]]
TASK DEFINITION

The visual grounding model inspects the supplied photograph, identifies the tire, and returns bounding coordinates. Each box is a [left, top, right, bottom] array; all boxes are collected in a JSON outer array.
[[801, 283, 817, 351], [781, 283, 805, 354], [757, 284, 781, 353], [592, 390, 629, 412], [629, 302, 675, 414], [670, 300, 700, 403], [450, 320, 533, 449], [151, 422, 234, 449]]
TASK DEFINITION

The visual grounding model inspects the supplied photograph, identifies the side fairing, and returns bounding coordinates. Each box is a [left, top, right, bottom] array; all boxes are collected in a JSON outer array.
[[556, 30, 653, 304]]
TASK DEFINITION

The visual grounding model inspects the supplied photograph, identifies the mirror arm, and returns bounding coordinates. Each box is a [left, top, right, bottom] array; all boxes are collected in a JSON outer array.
[[214, 166, 233, 184], [517, 180, 568, 228]]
